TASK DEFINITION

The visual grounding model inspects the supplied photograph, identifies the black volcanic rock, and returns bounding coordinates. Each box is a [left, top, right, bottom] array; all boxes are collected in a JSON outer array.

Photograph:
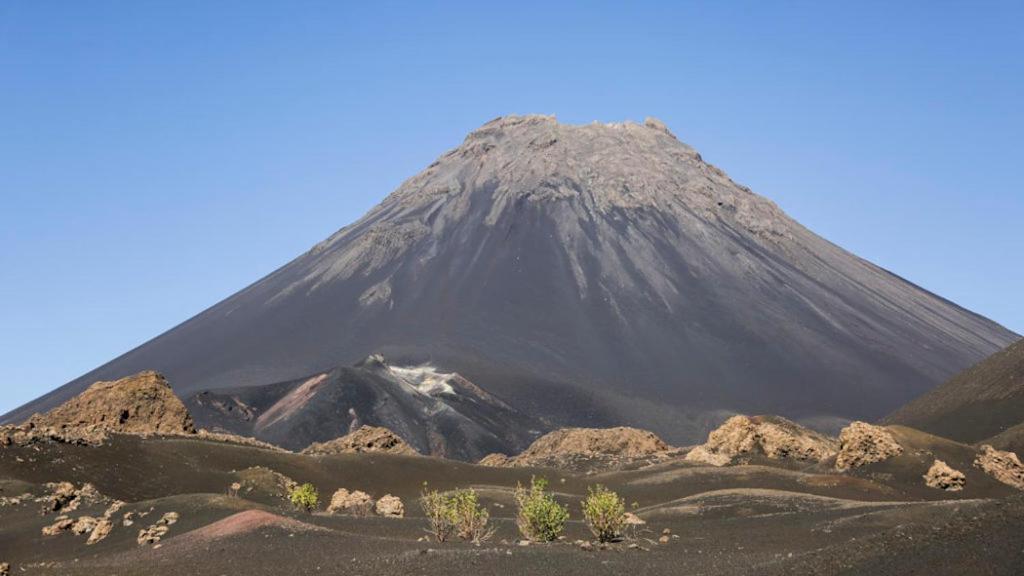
[[4, 115, 1017, 444]]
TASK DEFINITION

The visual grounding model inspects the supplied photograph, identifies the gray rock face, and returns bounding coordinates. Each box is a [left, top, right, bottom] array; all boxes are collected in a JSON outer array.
[[3, 115, 1016, 444]]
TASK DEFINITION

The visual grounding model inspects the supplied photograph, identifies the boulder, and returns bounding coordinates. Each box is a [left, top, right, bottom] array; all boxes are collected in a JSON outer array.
[[923, 459, 966, 491], [0, 562, 8, 576], [835, 422, 903, 471], [974, 445, 1024, 490], [326, 488, 374, 516], [302, 426, 417, 456], [375, 494, 405, 518]]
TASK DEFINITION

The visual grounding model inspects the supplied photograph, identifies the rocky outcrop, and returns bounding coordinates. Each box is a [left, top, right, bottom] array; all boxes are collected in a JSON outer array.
[[973, 445, 1024, 490], [6, 372, 195, 447], [326, 489, 374, 516], [374, 494, 404, 518], [687, 415, 838, 465], [302, 426, 417, 456], [835, 422, 903, 471], [923, 460, 966, 491]]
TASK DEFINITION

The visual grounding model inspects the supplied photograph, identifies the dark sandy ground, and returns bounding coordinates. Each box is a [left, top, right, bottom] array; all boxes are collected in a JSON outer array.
[[1, 435, 1022, 575]]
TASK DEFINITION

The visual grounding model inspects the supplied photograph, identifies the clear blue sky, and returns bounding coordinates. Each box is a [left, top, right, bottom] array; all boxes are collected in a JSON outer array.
[[2, 1, 1022, 416]]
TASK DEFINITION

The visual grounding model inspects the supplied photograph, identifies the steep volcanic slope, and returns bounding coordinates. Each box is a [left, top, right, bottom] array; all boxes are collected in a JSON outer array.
[[4, 115, 1016, 443], [884, 338, 1024, 444], [186, 355, 543, 460]]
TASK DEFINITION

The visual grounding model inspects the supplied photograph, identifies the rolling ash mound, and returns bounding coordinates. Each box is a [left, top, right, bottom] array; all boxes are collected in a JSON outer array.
[[4, 115, 1016, 445], [885, 338, 1024, 445]]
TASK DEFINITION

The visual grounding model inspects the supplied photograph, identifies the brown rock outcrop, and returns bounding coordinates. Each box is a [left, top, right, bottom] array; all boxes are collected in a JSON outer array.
[[690, 415, 838, 464], [521, 427, 671, 459], [923, 459, 966, 491], [23, 371, 194, 445], [302, 426, 417, 456], [326, 489, 374, 516], [480, 426, 675, 470], [973, 445, 1024, 490], [835, 422, 903, 471], [374, 494, 404, 517]]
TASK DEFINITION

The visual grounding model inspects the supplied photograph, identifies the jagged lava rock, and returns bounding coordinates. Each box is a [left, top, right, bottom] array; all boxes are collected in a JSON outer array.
[[302, 425, 417, 456], [974, 445, 1024, 490], [835, 422, 903, 471]]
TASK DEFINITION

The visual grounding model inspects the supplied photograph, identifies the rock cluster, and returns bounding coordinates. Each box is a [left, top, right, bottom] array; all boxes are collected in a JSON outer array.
[[835, 422, 903, 471], [974, 445, 1024, 490], [685, 415, 838, 465], [326, 489, 374, 516], [40, 482, 102, 515], [325, 488, 403, 517], [137, 511, 179, 546], [302, 426, 417, 456], [923, 459, 966, 491], [38, 484, 122, 545]]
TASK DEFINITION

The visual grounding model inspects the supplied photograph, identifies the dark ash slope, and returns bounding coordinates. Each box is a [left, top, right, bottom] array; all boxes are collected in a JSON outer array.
[[884, 338, 1024, 444], [4, 115, 1016, 443]]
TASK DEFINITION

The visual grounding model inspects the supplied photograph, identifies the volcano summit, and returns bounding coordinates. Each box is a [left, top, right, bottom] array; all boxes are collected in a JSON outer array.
[[4, 115, 1016, 445]]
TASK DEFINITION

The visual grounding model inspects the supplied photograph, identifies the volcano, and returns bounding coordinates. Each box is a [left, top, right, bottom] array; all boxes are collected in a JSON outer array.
[[4, 115, 1016, 444]]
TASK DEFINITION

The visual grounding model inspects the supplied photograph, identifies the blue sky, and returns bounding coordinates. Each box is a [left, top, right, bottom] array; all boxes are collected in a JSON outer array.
[[1, 1, 1022, 415]]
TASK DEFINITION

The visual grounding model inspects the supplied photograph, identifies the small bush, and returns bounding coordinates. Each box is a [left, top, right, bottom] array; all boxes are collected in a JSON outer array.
[[448, 489, 493, 543], [515, 476, 569, 542], [289, 483, 319, 512], [420, 487, 493, 544], [582, 485, 625, 542], [420, 488, 456, 542]]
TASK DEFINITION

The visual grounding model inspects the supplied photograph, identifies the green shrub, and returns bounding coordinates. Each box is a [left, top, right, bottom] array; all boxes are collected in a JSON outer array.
[[420, 488, 456, 542], [448, 488, 493, 543], [514, 476, 569, 542], [289, 483, 319, 512], [582, 485, 625, 542]]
